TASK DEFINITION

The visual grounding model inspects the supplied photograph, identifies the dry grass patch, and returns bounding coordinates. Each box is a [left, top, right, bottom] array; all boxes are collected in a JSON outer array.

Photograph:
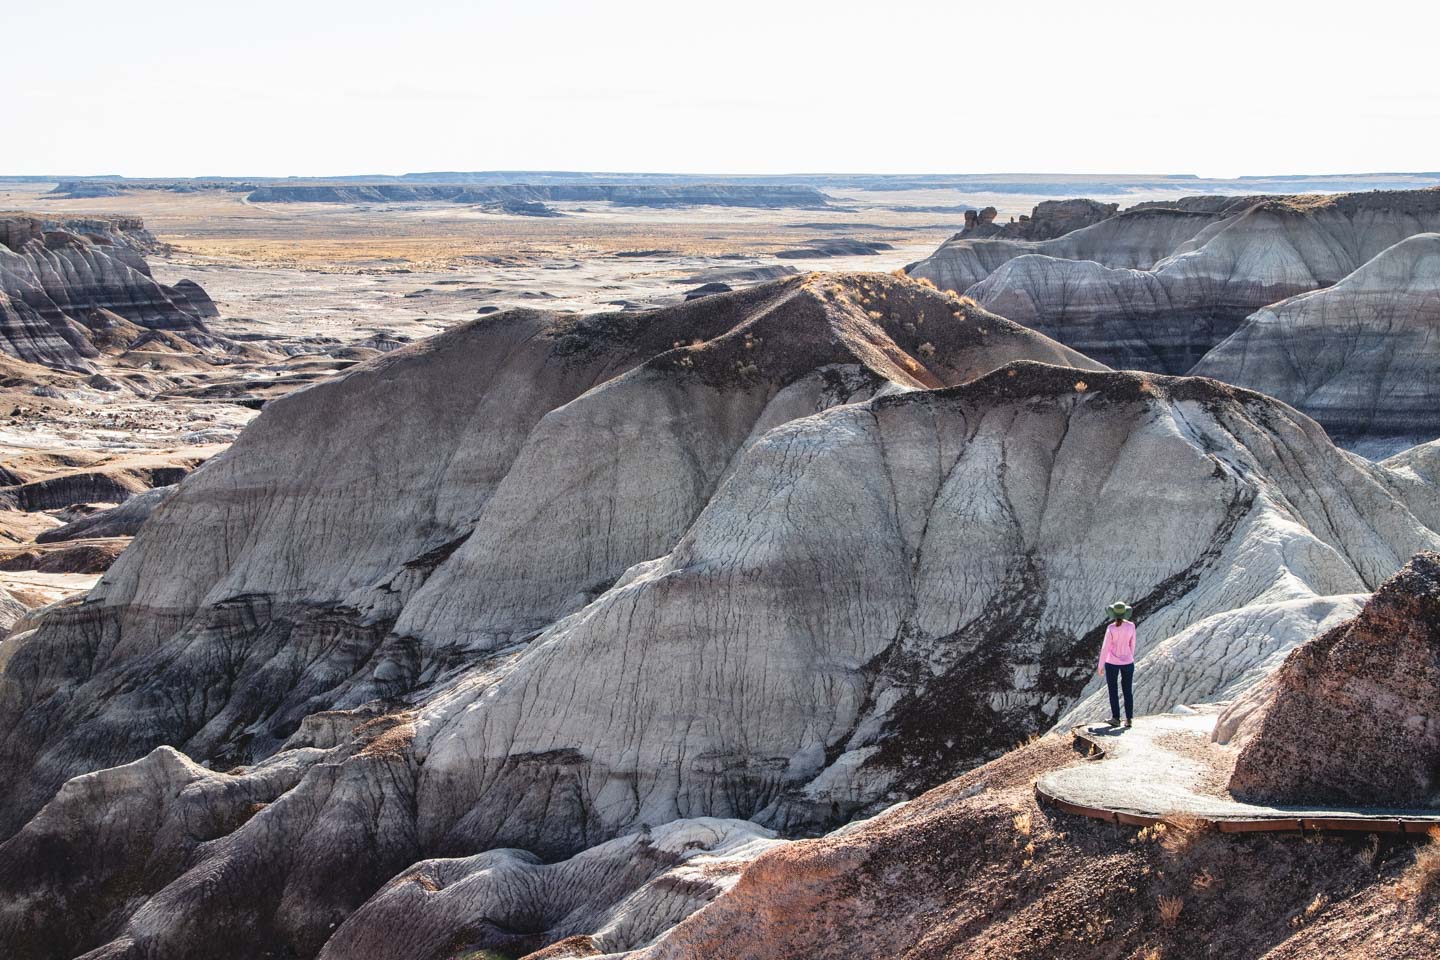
[[1400, 826, 1440, 901], [1156, 814, 1210, 855], [1157, 894, 1184, 926]]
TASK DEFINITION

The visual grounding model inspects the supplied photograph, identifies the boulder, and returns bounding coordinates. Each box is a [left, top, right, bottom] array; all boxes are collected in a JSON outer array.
[[1225, 552, 1440, 806]]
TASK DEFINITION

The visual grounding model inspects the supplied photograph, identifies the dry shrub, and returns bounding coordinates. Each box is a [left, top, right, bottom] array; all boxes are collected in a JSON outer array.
[[1158, 814, 1209, 855], [1137, 948, 1164, 960], [356, 710, 418, 759], [1400, 826, 1440, 900], [914, 276, 937, 289], [1191, 869, 1218, 891], [1012, 730, 1043, 750], [1013, 811, 1033, 837], [1289, 892, 1330, 928], [1157, 894, 1184, 926], [1357, 835, 1380, 870], [917, 342, 937, 358]]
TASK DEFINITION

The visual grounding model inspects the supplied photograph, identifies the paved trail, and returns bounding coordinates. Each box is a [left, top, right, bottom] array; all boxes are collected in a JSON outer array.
[[1037, 712, 1440, 834]]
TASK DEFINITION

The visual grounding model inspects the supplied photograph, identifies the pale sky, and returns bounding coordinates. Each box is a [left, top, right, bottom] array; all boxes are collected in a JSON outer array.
[[6, 0, 1439, 178]]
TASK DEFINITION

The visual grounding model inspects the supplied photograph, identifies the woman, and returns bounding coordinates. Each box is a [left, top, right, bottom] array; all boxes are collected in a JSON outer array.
[[1097, 601, 1137, 728]]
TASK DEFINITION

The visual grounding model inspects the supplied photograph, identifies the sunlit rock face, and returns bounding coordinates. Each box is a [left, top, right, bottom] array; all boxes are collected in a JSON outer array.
[[0, 215, 216, 372], [1192, 232, 1440, 458], [1224, 551, 1440, 807], [910, 188, 1440, 377]]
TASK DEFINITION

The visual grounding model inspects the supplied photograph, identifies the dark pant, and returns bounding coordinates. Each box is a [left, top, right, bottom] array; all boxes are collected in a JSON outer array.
[[1105, 662, 1134, 721]]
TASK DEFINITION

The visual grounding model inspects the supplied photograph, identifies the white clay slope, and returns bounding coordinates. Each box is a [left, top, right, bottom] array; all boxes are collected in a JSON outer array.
[[1191, 232, 1440, 458], [2, 351, 1440, 955]]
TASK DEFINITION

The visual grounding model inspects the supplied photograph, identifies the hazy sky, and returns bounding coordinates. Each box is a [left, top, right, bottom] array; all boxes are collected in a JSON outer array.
[[7, 0, 1439, 178]]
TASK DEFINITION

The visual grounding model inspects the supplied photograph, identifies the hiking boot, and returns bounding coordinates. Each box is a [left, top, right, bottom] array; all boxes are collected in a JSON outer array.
[[1107, 717, 1120, 727], [1123, 719, 1133, 728]]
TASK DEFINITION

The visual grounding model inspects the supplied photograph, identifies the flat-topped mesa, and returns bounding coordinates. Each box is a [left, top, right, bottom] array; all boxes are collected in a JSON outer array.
[[1191, 232, 1440, 458], [246, 182, 833, 209], [909, 187, 1440, 375], [0, 214, 215, 372], [1224, 552, 1440, 807]]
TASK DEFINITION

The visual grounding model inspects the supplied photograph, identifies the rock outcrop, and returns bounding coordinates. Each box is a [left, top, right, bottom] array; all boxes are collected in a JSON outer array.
[[0, 585, 26, 632], [34, 484, 175, 543], [908, 206, 1233, 294], [317, 818, 781, 960], [1225, 552, 1440, 806], [0, 215, 216, 372], [2, 275, 1439, 957], [960, 199, 1119, 241], [0, 449, 206, 513], [1191, 233, 1440, 457], [910, 189, 1440, 376]]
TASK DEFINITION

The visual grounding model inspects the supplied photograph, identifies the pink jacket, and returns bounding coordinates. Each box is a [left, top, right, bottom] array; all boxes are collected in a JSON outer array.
[[1099, 620, 1137, 670]]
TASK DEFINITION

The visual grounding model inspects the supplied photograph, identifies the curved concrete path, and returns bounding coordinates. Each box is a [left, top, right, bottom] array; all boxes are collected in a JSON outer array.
[[1037, 712, 1440, 834]]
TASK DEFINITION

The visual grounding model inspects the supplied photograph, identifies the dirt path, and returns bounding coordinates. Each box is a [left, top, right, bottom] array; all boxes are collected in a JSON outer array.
[[1037, 711, 1440, 833]]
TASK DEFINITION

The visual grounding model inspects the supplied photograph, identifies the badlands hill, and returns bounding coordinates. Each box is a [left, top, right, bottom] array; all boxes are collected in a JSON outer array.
[[2, 272, 1440, 958], [0, 214, 217, 372], [1192, 233, 1440, 457], [609, 556, 1440, 960], [908, 188, 1440, 378], [1225, 551, 1440, 806]]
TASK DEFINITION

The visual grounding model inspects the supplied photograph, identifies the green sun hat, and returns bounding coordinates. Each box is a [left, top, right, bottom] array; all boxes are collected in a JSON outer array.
[[1107, 601, 1133, 619]]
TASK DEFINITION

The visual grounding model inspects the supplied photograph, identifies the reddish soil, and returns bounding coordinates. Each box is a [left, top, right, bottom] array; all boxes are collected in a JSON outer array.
[[624, 736, 1440, 960]]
